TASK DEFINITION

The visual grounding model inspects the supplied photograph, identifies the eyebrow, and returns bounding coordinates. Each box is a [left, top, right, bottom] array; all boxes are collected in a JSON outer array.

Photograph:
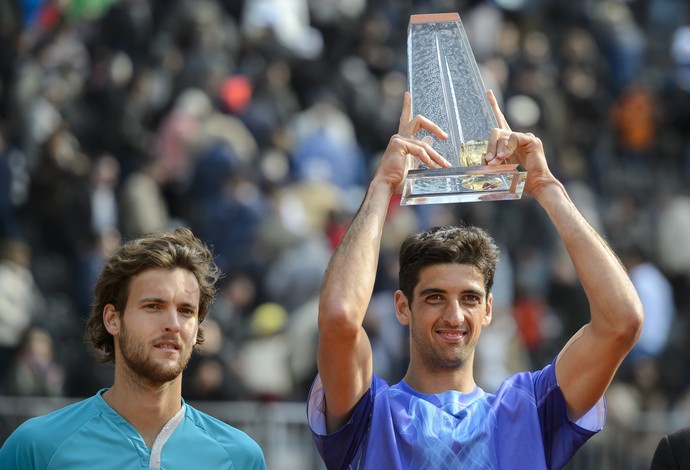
[[140, 298, 199, 309], [418, 287, 485, 297], [419, 288, 447, 296]]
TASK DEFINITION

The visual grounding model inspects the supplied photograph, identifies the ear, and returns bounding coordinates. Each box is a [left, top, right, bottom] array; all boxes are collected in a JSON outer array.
[[483, 293, 493, 327], [103, 304, 121, 335], [394, 290, 411, 326]]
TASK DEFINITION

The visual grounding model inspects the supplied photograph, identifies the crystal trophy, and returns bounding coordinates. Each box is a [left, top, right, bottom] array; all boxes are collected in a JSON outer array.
[[401, 13, 526, 205]]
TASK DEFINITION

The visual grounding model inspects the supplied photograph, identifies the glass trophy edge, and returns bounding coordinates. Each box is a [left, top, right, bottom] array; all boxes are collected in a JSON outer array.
[[400, 165, 527, 206]]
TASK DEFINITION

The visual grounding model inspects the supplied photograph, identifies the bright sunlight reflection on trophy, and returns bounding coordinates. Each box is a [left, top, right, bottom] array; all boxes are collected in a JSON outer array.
[[401, 13, 527, 205]]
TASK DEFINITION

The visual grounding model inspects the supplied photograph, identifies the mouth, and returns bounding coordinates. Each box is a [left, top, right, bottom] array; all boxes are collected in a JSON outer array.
[[154, 340, 181, 352], [436, 329, 467, 343]]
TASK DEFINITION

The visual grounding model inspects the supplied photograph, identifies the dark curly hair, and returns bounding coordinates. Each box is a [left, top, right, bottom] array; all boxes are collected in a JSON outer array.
[[84, 227, 220, 363], [398, 225, 499, 300]]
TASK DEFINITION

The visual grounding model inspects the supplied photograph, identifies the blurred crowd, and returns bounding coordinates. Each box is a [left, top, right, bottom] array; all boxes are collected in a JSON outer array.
[[1, 0, 690, 427]]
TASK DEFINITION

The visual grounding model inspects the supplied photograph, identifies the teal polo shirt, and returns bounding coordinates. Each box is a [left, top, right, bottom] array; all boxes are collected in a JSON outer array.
[[0, 389, 266, 469]]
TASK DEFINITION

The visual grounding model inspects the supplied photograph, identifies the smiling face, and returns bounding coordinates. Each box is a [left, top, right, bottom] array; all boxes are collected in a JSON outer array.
[[395, 263, 492, 374], [104, 267, 200, 385]]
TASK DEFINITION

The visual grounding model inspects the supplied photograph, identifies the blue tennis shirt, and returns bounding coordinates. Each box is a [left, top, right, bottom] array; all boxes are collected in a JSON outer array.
[[0, 389, 266, 469], [307, 360, 605, 470]]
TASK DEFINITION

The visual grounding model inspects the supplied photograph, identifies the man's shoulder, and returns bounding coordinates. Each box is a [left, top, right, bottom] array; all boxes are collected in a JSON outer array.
[[182, 404, 266, 467], [490, 362, 558, 404], [666, 425, 690, 448], [652, 426, 690, 469], [499, 362, 555, 387], [13, 396, 100, 437], [183, 404, 263, 451], [0, 396, 101, 465]]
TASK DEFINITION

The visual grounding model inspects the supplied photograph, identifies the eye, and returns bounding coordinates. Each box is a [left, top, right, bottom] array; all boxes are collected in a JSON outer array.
[[425, 294, 444, 303], [179, 307, 196, 316], [144, 303, 161, 310], [462, 294, 481, 305]]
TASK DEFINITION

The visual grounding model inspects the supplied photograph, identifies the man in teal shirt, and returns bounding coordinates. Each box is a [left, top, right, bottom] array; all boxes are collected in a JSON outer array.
[[0, 228, 266, 469]]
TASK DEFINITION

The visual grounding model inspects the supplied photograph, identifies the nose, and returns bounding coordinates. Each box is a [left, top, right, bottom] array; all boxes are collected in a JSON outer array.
[[442, 301, 464, 327], [163, 308, 181, 333]]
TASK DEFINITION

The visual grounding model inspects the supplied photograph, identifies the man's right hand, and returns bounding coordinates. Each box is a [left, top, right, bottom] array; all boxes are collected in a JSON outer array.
[[373, 92, 451, 194]]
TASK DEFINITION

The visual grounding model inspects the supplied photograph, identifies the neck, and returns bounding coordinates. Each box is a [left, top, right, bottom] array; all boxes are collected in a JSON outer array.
[[103, 369, 183, 448], [403, 355, 476, 394]]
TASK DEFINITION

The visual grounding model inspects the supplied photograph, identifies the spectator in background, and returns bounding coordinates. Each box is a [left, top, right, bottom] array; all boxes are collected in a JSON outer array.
[[0, 139, 14, 233], [209, 272, 259, 345], [623, 245, 675, 363], [0, 238, 44, 380], [588, 0, 647, 94], [609, 81, 658, 171], [25, 126, 93, 262], [89, 153, 120, 238], [289, 92, 367, 189], [183, 318, 247, 401], [155, 88, 211, 191], [2, 325, 64, 397], [655, 192, 690, 315], [0, 120, 29, 239], [0, 133, 14, 236], [194, 163, 266, 277], [118, 153, 170, 239], [237, 302, 294, 401]]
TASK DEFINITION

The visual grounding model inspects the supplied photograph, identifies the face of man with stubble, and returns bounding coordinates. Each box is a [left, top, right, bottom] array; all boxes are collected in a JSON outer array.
[[108, 267, 200, 385]]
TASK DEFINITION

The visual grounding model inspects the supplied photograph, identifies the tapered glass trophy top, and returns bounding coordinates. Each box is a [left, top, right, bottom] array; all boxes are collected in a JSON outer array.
[[401, 13, 526, 205]]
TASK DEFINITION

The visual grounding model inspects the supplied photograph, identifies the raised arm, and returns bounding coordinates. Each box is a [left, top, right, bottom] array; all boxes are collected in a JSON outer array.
[[485, 91, 644, 420], [540, 170, 643, 420], [317, 93, 449, 433]]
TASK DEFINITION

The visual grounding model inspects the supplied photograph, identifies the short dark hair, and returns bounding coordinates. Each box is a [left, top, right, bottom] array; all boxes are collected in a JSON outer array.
[[398, 225, 499, 300], [84, 227, 220, 363]]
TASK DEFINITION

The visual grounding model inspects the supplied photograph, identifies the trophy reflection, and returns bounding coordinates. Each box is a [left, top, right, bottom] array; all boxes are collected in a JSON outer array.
[[401, 13, 526, 205]]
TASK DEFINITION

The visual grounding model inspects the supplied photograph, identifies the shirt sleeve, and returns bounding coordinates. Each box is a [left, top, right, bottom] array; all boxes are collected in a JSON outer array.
[[534, 359, 606, 469], [306, 374, 376, 470], [0, 418, 47, 469]]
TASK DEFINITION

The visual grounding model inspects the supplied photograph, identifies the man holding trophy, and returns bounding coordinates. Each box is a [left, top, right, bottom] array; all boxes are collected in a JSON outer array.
[[306, 13, 643, 470]]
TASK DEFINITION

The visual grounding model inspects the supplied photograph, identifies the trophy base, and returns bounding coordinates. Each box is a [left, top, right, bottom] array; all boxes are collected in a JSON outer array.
[[400, 164, 526, 205]]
